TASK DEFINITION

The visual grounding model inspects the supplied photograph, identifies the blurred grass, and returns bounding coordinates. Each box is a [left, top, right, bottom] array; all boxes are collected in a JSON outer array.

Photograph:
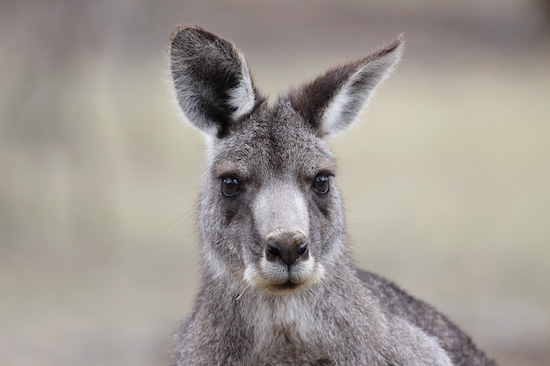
[[1, 1, 550, 365]]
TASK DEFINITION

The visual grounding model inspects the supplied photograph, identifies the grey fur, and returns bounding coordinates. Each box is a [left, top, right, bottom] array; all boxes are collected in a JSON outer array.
[[168, 25, 498, 366]]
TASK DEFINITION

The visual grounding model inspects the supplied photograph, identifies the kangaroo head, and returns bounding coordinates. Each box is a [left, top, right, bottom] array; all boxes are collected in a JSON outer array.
[[169, 26, 403, 294]]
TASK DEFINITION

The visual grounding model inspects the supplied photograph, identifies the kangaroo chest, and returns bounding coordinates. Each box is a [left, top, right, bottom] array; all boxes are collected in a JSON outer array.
[[249, 323, 337, 366], [241, 295, 368, 366]]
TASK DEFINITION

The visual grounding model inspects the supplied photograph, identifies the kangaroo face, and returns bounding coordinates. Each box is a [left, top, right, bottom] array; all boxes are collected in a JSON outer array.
[[170, 25, 402, 294], [199, 103, 345, 292]]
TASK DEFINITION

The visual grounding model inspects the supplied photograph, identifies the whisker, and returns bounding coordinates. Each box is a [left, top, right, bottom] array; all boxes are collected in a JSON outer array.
[[235, 283, 251, 301], [165, 209, 195, 237]]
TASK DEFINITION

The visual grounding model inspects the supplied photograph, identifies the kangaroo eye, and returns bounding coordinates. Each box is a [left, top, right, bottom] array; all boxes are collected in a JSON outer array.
[[312, 174, 330, 195], [221, 176, 241, 197]]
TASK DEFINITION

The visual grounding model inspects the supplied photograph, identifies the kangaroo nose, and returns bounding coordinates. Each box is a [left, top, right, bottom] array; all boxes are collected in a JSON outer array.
[[265, 231, 309, 266]]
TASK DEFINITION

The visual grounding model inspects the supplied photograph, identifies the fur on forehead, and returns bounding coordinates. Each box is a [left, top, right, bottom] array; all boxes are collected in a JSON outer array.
[[207, 101, 335, 177]]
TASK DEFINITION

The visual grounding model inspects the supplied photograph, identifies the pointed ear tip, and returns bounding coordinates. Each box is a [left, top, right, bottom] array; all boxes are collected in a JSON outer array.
[[389, 33, 406, 53], [169, 25, 191, 55], [169, 24, 213, 49], [375, 34, 404, 65]]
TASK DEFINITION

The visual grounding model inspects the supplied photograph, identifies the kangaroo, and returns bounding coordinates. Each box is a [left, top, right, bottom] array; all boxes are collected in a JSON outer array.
[[168, 25, 498, 366]]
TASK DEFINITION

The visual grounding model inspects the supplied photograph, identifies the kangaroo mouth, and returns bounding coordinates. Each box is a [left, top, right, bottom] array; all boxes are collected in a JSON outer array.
[[245, 258, 323, 293], [272, 281, 299, 290]]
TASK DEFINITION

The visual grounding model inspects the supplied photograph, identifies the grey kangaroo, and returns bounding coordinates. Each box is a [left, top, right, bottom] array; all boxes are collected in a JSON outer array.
[[169, 25, 497, 366]]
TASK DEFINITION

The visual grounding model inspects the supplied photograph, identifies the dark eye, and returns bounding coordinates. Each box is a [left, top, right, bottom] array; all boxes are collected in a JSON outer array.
[[312, 174, 330, 195], [221, 176, 241, 197]]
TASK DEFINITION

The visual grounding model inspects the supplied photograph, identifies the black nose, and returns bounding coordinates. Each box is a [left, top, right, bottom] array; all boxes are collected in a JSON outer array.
[[265, 232, 309, 266]]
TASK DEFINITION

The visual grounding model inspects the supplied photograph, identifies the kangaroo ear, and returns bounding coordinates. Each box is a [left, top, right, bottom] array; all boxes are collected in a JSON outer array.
[[169, 26, 262, 137], [287, 35, 404, 137]]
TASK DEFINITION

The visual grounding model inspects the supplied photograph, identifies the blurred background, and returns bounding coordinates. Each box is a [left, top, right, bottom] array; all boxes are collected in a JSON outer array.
[[1, 0, 549, 365]]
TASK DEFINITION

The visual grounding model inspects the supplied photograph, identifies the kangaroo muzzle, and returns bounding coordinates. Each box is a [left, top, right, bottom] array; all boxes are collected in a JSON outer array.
[[249, 182, 321, 290]]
